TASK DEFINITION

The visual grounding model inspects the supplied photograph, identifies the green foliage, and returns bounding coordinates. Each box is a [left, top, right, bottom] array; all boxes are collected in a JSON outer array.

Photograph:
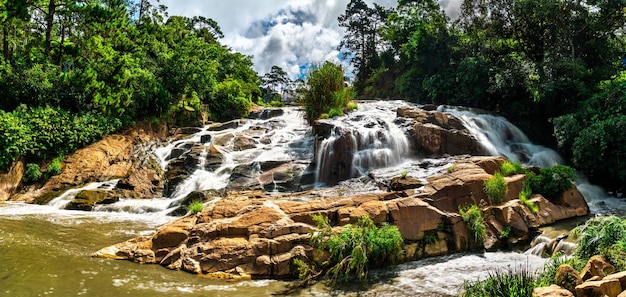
[[461, 265, 536, 297], [570, 216, 626, 260], [23, 163, 42, 183], [499, 226, 511, 239], [459, 204, 486, 247], [46, 157, 63, 177], [528, 165, 577, 201], [327, 107, 345, 118], [500, 161, 525, 177], [187, 201, 204, 214], [535, 255, 585, 287], [518, 184, 539, 214], [346, 102, 358, 110], [301, 62, 353, 124], [210, 79, 252, 122], [484, 172, 507, 205], [310, 215, 404, 282]]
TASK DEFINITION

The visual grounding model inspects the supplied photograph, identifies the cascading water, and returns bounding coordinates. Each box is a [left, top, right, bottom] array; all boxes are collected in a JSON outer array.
[[315, 101, 412, 185]]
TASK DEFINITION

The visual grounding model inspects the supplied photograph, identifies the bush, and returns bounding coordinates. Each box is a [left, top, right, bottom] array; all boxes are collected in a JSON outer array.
[[47, 157, 63, 177], [300, 62, 349, 124], [535, 255, 585, 288], [310, 215, 403, 281], [518, 184, 539, 213], [500, 161, 525, 177], [484, 172, 507, 205], [461, 265, 536, 297], [528, 165, 577, 201], [327, 107, 344, 118], [210, 79, 252, 121], [186, 201, 204, 214], [570, 216, 626, 260], [459, 204, 486, 247], [23, 163, 42, 183]]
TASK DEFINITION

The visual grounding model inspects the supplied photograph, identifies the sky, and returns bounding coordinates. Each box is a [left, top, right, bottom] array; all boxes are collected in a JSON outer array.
[[160, 0, 463, 79]]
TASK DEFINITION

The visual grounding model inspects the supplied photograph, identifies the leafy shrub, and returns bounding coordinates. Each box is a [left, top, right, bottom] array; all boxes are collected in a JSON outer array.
[[210, 79, 252, 121], [484, 172, 507, 205], [461, 265, 536, 297], [301, 62, 349, 124], [327, 107, 345, 118], [47, 157, 63, 177], [346, 101, 358, 110], [23, 163, 42, 183], [187, 201, 204, 214], [570, 216, 626, 260], [459, 204, 486, 247], [528, 165, 577, 201], [310, 215, 403, 281], [269, 101, 285, 107], [518, 183, 539, 213], [500, 161, 525, 177]]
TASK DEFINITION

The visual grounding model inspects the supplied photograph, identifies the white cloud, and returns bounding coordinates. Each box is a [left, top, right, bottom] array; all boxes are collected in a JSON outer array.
[[159, 0, 458, 79]]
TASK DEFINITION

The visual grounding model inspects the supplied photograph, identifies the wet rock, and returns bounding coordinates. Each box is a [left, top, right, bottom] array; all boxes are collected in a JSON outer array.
[[200, 134, 212, 144], [164, 145, 211, 196], [167, 190, 222, 216], [249, 108, 284, 120], [0, 159, 24, 202], [233, 134, 257, 151], [389, 176, 423, 191], [65, 190, 120, 211], [208, 120, 244, 131]]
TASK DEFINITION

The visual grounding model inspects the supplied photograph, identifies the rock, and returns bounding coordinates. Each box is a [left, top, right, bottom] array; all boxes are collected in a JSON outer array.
[[200, 134, 212, 144], [556, 264, 583, 293], [117, 166, 163, 198], [389, 176, 423, 191], [164, 145, 209, 196], [556, 189, 589, 217], [65, 190, 120, 211], [249, 108, 284, 120], [167, 190, 221, 216], [208, 120, 243, 131], [575, 278, 622, 297], [619, 291, 626, 297], [605, 271, 626, 292], [532, 285, 575, 297], [581, 255, 616, 281], [0, 159, 24, 202], [233, 134, 258, 151], [228, 161, 305, 192], [387, 197, 444, 241]]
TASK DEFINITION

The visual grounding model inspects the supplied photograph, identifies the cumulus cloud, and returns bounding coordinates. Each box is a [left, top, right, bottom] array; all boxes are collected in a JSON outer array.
[[160, 0, 460, 79]]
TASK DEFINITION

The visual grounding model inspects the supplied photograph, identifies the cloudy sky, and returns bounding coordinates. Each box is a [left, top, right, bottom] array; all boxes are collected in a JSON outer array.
[[160, 0, 462, 79]]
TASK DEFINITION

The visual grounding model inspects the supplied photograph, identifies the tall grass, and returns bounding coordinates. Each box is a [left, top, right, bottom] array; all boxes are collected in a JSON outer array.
[[459, 204, 486, 247], [461, 265, 536, 297], [500, 161, 525, 177], [484, 172, 508, 205], [570, 216, 626, 260]]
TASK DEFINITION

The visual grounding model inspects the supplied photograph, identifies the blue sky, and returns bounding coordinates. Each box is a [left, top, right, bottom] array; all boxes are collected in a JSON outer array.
[[160, 0, 462, 79]]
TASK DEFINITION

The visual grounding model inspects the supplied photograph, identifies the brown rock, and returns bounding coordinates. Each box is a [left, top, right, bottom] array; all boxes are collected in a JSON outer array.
[[575, 278, 622, 297], [581, 255, 616, 281], [359, 200, 389, 224], [555, 264, 583, 293], [387, 197, 444, 240], [389, 176, 423, 191], [532, 285, 575, 297], [338, 206, 369, 225], [619, 291, 626, 297], [605, 271, 626, 292], [0, 160, 24, 201], [556, 189, 589, 217], [65, 190, 120, 211]]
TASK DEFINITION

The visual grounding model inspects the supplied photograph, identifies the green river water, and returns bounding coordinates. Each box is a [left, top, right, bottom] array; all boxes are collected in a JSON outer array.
[[0, 203, 550, 297]]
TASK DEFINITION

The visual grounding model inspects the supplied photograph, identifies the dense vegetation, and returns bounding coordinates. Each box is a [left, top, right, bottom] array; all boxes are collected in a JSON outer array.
[[462, 216, 626, 297], [0, 0, 260, 170], [338, 0, 626, 188], [300, 62, 356, 124]]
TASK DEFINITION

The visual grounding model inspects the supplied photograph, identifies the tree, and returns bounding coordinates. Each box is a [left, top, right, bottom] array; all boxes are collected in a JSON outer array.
[[261, 65, 290, 102]]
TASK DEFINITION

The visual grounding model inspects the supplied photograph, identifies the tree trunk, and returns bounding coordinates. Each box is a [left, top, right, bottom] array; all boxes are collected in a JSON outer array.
[[45, 0, 57, 58]]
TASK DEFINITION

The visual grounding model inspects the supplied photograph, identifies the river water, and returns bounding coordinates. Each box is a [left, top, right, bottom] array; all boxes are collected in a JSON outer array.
[[1, 101, 623, 296]]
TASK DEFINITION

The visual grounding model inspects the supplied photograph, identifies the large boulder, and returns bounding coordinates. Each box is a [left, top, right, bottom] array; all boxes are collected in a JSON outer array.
[[556, 264, 583, 293], [65, 190, 120, 211], [0, 160, 24, 202], [532, 285, 575, 297], [575, 278, 622, 297]]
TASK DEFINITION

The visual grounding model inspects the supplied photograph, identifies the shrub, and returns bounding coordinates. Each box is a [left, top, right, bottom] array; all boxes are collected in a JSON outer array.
[[310, 215, 403, 282], [484, 172, 507, 205], [187, 201, 204, 214], [500, 161, 525, 177], [24, 163, 42, 183], [535, 255, 585, 287], [528, 165, 576, 201], [518, 183, 539, 213], [300, 62, 349, 124], [327, 107, 344, 118], [459, 204, 486, 247], [461, 265, 536, 297], [570, 216, 626, 260], [346, 101, 358, 110], [47, 157, 63, 177]]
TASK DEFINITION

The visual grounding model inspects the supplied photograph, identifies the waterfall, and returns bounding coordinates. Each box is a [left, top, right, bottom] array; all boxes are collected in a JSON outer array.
[[315, 101, 412, 185]]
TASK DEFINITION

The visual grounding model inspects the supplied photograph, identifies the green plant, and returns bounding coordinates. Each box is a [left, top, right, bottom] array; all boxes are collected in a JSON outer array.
[[23, 163, 42, 183], [500, 161, 525, 177], [187, 201, 204, 214], [459, 204, 486, 247], [300, 62, 351, 125], [518, 183, 539, 213], [447, 165, 456, 173], [400, 171, 409, 178], [47, 157, 63, 177], [499, 226, 511, 239], [327, 107, 345, 118], [461, 265, 537, 297], [570, 216, 626, 260], [484, 172, 507, 205], [346, 101, 358, 110], [310, 215, 404, 282], [535, 255, 585, 287], [528, 165, 577, 201], [422, 230, 439, 245]]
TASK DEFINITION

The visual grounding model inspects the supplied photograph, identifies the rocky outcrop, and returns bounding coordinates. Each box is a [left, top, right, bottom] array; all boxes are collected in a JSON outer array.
[[535, 259, 626, 297], [397, 107, 487, 156], [0, 159, 24, 202], [94, 156, 589, 279]]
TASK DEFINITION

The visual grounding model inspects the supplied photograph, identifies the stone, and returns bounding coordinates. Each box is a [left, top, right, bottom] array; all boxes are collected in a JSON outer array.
[[604, 271, 626, 291], [532, 285, 575, 297], [555, 189, 589, 216], [0, 160, 24, 201], [65, 190, 120, 211], [249, 108, 284, 120], [581, 255, 616, 281], [575, 278, 622, 297], [387, 197, 444, 241], [555, 264, 583, 293], [389, 176, 423, 191]]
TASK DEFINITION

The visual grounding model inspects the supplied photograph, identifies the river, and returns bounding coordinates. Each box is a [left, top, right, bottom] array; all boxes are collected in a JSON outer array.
[[1, 101, 624, 296]]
